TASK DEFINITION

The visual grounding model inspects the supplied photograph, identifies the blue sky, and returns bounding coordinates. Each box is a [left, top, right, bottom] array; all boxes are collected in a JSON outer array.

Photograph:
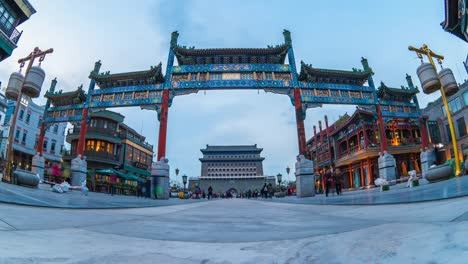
[[0, 0, 466, 183]]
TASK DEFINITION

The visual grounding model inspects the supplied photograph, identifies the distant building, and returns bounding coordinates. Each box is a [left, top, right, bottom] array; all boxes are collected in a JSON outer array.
[[0, 0, 36, 61], [422, 80, 468, 163], [0, 95, 66, 170], [64, 109, 154, 191], [189, 145, 275, 195]]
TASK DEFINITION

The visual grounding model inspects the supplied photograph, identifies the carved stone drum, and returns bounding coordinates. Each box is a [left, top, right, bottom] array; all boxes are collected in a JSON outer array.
[[14, 169, 40, 187], [425, 164, 452, 183]]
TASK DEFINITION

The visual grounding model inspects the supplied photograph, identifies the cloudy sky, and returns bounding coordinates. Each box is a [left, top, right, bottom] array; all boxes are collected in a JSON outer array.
[[0, 0, 466, 183]]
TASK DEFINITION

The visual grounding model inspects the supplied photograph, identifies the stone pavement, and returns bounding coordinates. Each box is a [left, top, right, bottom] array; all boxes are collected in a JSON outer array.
[[269, 175, 468, 205], [0, 182, 204, 208], [1, 197, 468, 263], [2, 175, 468, 209]]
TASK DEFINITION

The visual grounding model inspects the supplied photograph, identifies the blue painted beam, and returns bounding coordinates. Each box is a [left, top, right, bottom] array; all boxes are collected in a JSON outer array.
[[302, 96, 376, 105], [299, 82, 375, 92], [171, 79, 292, 89], [43, 115, 83, 123], [171, 64, 290, 73], [48, 104, 87, 112], [90, 84, 164, 95], [89, 98, 162, 108], [380, 111, 421, 118]]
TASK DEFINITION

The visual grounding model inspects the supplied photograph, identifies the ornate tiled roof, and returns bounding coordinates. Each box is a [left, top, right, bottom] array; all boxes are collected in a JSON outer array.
[[442, 0, 467, 42], [201, 144, 263, 153], [89, 63, 164, 88], [298, 61, 372, 85], [329, 108, 374, 137], [45, 86, 86, 106], [173, 44, 289, 65], [377, 82, 418, 102]]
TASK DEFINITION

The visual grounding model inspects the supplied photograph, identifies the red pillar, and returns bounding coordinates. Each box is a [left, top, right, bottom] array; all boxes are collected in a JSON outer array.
[[77, 108, 89, 157], [325, 115, 332, 167], [36, 122, 46, 156], [367, 157, 373, 185], [293, 88, 307, 156], [157, 89, 170, 161], [360, 161, 365, 187], [313, 125, 317, 149], [363, 127, 369, 149], [318, 121, 323, 145], [376, 104, 388, 152], [419, 117, 428, 151]]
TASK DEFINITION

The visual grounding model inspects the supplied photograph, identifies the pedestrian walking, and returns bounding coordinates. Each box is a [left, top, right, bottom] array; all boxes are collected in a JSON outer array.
[[325, 168, 332, 197], [208, 185, 213, 200], [109, 173, 117, 196]]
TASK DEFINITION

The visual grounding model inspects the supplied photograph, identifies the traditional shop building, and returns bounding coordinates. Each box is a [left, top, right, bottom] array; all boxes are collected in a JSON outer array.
[[308, 82, 424, 189], [0, 0, 36, 61], [61, 106, 154, 192], [188, 145, 275, 195], [442, 0, 468, 42]]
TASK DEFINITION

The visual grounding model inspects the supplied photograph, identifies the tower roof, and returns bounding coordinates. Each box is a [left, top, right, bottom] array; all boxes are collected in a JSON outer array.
[[298, 61, 372, 85], [377, 82, 418, 102], [89, 63, 165, 88], [44, 86, 86, 106], [200, 144, 263, 153], [173, 44, 289, 65]]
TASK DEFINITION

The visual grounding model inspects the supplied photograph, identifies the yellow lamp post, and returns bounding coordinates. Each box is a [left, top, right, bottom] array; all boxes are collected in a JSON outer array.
[[408, 44, 461, 176]]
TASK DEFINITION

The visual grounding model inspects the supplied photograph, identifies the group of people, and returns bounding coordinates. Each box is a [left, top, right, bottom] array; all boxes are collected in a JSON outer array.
[[185, 182, 294, 200], [323, 168, 343, 197]]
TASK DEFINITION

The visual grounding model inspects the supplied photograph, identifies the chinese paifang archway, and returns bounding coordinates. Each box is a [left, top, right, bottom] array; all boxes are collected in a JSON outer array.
[[36, 30, 427, 197]]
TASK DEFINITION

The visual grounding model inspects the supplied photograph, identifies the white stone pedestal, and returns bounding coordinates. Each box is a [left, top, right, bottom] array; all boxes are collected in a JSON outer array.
[[71, 155, 87, 187], [378, 151, 396, 182], [31, 153, 45, 181], [295, 155, 315, 198], [420, 148, 436, 178], [151, 157, 170, 200]]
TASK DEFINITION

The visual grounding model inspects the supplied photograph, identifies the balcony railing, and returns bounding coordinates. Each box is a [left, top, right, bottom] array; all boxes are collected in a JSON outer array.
[[63, 150, 119, 162], [0, 23, 22, 45], [68, 127, 117, 137], [118, 132, 153, 150]]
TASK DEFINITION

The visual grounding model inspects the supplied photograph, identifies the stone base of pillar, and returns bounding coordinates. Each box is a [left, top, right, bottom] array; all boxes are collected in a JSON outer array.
[[420, 148, 436, 178], [151, 157, 170, 200], [378, 151, 396, 182], [294, 155, 315, 198], [31, 153, 45, 182], [71, 155, 87, 187], [296, 174, 315, 197]]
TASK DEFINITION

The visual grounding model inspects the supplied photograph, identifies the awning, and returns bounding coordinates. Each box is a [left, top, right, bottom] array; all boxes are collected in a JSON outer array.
[[95, 168, 146, 183]]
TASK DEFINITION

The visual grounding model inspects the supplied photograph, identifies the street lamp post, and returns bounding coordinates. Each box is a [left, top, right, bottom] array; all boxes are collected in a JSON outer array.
[[5, 47, 53, 183], [409, 44, 461, 176], [175, 167, 179, 189], [277, 173, 282, 191], [182, 174, 187, 194], [286, 166, 290, 185]]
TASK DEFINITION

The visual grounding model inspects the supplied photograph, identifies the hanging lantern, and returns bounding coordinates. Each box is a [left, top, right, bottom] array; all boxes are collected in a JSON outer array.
[[416, 63, 440, 94], [438, 68, 459, 97], [5, 72, 24, 100], [23, 66, 45, 98]]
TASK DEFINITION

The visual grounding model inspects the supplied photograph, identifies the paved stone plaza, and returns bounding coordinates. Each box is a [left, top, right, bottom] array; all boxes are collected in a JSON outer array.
[[0, 178, 468, 263], [1, 197, 468, 263]]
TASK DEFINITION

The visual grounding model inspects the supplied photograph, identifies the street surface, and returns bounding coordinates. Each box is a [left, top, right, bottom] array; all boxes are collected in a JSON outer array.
[[1, 182, 468, 263]]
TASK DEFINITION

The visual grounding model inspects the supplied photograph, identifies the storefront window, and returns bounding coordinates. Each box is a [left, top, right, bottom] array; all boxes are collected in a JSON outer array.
[[126, 146, 133, 162]]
